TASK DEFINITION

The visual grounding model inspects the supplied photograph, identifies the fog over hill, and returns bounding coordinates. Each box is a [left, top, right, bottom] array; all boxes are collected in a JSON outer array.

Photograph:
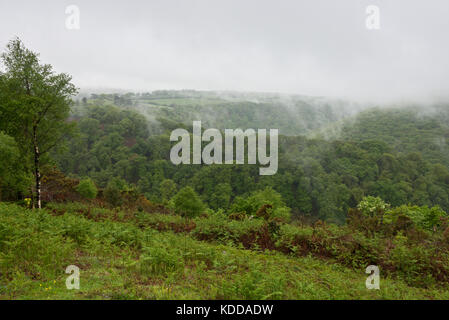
[[74, 89, 372, 136], [2, 0, 449, 104], [74, 89, 449, 141]]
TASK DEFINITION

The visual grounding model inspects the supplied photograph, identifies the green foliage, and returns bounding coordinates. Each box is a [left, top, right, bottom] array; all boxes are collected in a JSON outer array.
[[159, 179, 177, 203], [231, 187, 291, 222], [48, 95, 449, 223], [3, 80, 449, 220], [272, 207, 292, 223], [357, 196, 390, 217], [75, 178, 98, 200], [0, 38, 78, 207], [192, 213, 266, 245], [0, 132, 31, 199], [104, 178, 125, 207], [3, 201, 449, 299], [0, 204, 75, 281], [4, 39, 449, 299], [341, 107, 449, 167], [139, 244, 183, 276], [384, 205, 447, 231], [209, 183, 232, 210], [172, 186, 205, 217]]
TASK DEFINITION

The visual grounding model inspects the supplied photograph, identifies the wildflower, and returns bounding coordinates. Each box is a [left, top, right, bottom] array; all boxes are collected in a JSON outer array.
[[24, 198, 31, 208]]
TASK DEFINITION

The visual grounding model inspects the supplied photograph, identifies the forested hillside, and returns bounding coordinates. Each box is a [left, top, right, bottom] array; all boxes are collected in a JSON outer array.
[[78, 91, 364, 136], [339, 107, 449, 166], [49, 95, 449, 223]]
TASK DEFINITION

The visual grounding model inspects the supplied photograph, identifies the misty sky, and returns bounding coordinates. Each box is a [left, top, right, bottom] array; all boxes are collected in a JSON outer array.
[[1, 0, 448, 103]]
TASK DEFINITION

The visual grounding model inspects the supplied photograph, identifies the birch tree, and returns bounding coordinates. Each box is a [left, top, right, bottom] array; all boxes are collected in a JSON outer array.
[[0, 38, 77, 208]]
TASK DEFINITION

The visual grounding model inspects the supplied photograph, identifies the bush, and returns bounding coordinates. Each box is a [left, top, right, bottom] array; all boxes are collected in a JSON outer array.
[[172, 186, 205, 217], [192, 214, 266, 246], [384, 205, 447, 232], [231, 187, 291, 221], [104, 178, 124, 207], [76, 178, 98, 200], [272, 207, 292, 223], [357, 196, 390, 217]]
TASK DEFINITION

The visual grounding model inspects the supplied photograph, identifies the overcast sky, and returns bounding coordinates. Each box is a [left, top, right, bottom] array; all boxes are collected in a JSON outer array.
[[1, 0, 448, 103]]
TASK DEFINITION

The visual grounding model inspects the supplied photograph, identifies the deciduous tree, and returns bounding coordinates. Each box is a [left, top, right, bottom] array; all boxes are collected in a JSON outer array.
[[0, 38, 77, 208]]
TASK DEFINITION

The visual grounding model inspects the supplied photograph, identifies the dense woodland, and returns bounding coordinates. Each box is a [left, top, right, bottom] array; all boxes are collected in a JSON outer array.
[[2, 85, 449, 224], [43, 94, 449, 224]]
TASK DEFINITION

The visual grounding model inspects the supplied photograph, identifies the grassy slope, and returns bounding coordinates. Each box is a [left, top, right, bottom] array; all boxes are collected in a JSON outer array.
[[1, 203, 448, 300]]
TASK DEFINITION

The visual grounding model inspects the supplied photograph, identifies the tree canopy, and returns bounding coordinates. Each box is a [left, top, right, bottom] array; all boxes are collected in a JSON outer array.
[[0, 38, 77, 207]]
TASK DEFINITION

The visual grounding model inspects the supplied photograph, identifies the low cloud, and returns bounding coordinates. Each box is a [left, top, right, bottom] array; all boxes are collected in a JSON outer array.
[[1, 0, 448, 104]]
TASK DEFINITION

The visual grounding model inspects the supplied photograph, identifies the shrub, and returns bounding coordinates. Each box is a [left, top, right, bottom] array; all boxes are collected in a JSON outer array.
[[357, 196, 390, 217], [172, 186, 205, 217], [228, 211, 247, 221], [76, 178, 98, 200], [271, 207, 292, 223], [384, 205, 447, 232], [40, 167, 79, 202], [104, 178, 123, 207], [230, 187, 291, 221]]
